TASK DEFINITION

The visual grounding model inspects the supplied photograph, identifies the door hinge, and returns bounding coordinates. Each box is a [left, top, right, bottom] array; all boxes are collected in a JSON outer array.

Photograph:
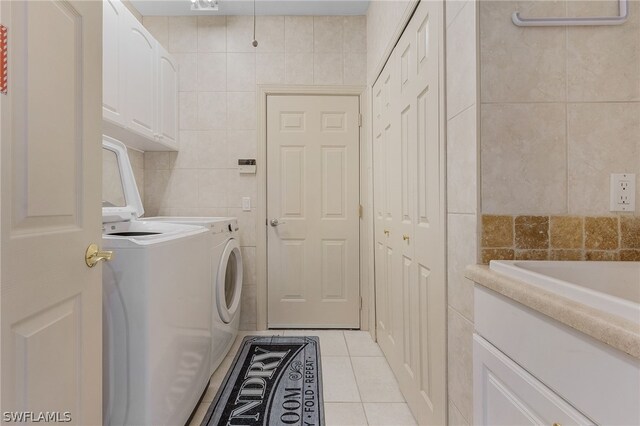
[[360, 297, 363, 310], [359, 204, 363, 218], [358, 114, 362, 127], [1, 25, 7, 95]]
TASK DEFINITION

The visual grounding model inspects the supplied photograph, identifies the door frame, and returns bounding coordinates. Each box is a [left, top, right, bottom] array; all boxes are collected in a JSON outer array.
[[256, 85, 369, 330]]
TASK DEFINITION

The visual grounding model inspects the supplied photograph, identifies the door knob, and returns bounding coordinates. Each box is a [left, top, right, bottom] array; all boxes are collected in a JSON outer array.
[[403, 234, 410, 241], [270, 218, 286, 227], [85, 244, 113, 268], [384, 229, 390, 236]]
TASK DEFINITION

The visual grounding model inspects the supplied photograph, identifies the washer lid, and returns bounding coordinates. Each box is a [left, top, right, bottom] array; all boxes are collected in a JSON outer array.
[[102, 136, 144, 223]]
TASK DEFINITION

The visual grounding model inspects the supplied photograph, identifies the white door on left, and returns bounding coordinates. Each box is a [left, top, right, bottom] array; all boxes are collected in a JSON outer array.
[[0, 1, 103, 424]]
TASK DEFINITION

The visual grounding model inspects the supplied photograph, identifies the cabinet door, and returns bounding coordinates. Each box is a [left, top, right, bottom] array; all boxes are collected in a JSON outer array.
[[102, 0, 126, 125], [124, 13, 156, 140], [474, 335, 594, 426], [156, 45, 178, 148]]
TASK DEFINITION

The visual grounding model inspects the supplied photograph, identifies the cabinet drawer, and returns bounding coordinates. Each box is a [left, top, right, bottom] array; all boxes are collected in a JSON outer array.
[[474, 334, 594, 426]]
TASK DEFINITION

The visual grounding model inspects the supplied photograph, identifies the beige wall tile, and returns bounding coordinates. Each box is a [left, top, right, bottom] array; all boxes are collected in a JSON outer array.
[[621, 217, 640, 249], [226, 170, 257, 208], [314, 16, 343, 53], [285, 53, 314, 84], [165, 169, 199, 208], [227, 92, 256, 130], [168, 16, 197, 53], [255, 16, 285, 53], [197, 169, 227, 207], [567, 102, 640, 215], [170, 130, 199, 169], [550, 216, 583, 249], [447, 105, 477, 213], [514, 215, 549, 249], [447, 308, 473, 423], [197, 16, 226, 53], [515, 249, 549, 260], [227, 130, 258, 168], [143, 16, 168, 48], [241, 247, 256, 284], [567, 1, 640, 102], [229, 208, 257, 246], [197, 92, 227, 130], [179, 92, 198, 129], [448, 214, 477, 321], [481, 103, 567, 215], [343, 53, 367, 85], [226, 16, 254, 53], [196, 130, 228, 169], [343, 16, 367, 53], [480, 0, 566, 103], [481, 215, 513, 248], [256, 53, 285, 85], [584, 216, 619, 250], [284, 16, 314, 53], [447, 2, 477, 118], [197, 53, 226, 92], [174, 53, 197, 92], [314, 53, 344, 85], [226, 53, 256, 91]]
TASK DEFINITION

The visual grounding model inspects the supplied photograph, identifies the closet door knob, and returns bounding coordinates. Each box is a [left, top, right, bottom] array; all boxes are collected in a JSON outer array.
[[403, 234, 410, 241], [383, 230, 390, 236]]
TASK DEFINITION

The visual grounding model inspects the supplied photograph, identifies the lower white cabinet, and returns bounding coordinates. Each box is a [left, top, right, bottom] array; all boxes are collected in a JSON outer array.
[[474, 335, 594, 426]]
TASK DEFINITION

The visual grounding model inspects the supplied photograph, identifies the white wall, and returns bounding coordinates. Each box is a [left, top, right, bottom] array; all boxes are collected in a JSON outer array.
[[142, 15, 367, 330]]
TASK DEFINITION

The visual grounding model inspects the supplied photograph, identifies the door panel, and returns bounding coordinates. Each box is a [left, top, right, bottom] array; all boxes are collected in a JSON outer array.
[[1, 1, 102, 423], [157, 45, 178, 146], [372, 1, 446, 424], [267, 95, 360, 328]]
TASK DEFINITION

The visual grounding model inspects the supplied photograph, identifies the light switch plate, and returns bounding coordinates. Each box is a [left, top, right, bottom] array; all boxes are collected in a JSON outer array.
[[610, 173, 636, 212], [242, 197, 251, 211]]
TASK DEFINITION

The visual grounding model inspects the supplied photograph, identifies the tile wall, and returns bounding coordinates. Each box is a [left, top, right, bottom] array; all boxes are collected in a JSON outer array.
[[481, 215, 640, 263], [480, 0, 640, 263], [141, 15, 367, 330], [445, 1, 479, 425]]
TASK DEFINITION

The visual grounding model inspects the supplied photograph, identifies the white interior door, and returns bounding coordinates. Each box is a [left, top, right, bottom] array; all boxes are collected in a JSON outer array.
[[267, 95, 360, 328], [373, 1, 447, 424], [0, 1, 103, 424]]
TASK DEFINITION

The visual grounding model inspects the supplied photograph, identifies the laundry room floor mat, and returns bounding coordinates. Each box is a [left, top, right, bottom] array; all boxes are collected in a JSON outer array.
[[201, 335, 324, 426]]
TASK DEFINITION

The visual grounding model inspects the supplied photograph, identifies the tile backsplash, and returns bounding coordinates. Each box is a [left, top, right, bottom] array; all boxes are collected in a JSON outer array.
[[481, 215, 640, 263]]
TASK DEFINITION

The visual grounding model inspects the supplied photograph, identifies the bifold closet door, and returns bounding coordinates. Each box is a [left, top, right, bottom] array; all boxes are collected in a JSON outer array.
[[373, 1, 446, 424]]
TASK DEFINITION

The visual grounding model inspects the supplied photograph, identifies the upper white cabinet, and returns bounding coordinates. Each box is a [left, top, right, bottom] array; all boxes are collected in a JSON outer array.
[[102, 0, 126, 126], [156, 46, 178, 147], [102, 0, 178, 151]]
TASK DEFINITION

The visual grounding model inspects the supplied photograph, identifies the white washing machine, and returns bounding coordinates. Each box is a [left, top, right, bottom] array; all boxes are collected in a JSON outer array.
[[103, 137, 244, 377], [102, 138, 212, 426], [144, 216, 243, 375]]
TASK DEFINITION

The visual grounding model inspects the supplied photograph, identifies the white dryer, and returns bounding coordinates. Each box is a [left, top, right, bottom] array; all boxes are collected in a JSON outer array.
[[145, 217, 243, 374], [102, 137, 212, 426]]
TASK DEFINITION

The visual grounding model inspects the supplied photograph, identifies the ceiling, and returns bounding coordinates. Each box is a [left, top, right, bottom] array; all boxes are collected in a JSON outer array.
[[130, 0, 370, 16]]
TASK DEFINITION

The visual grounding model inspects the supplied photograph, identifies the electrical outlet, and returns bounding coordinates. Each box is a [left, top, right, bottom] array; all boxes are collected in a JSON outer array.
[[610, 173, 636, 212], [242, 197, 251, 212]]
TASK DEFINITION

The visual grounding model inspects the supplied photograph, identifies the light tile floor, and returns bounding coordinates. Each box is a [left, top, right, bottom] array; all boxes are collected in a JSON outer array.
[[188, 330, 417, 426]]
